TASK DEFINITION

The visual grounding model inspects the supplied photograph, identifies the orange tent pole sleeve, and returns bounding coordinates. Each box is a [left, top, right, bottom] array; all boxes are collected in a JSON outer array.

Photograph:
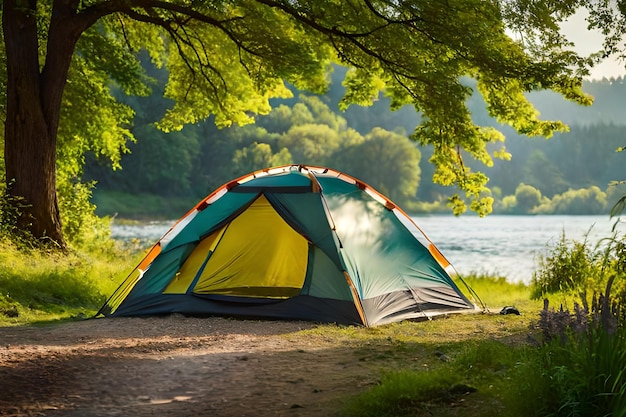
[[343, 272, 368, 326]]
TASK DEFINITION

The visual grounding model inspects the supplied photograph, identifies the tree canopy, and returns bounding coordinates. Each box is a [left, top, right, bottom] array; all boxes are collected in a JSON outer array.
[[0, 0, 606, 247]]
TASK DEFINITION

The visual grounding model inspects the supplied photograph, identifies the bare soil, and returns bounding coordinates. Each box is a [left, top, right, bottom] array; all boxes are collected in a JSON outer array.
[[0, 316, 402, 417]]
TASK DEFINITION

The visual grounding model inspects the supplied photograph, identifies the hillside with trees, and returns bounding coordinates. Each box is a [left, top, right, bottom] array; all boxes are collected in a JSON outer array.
[[4, 0, 602, 248], [85, 64, 626, 219]]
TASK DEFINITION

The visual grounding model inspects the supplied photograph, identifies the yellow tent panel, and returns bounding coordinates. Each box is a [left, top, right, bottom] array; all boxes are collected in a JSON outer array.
[[163, 226, 227, 294], [193, 195, 308, 298]]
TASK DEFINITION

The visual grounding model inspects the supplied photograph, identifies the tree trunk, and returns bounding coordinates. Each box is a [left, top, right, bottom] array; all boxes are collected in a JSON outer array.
[[3, 0, 89, 249]]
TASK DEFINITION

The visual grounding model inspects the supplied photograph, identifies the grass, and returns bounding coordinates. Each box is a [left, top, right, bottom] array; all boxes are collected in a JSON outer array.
[[294, 309, 541, 417], [341, 368, 462, 417], [458, 272, 539, 313], [0, 238, 139, 325]]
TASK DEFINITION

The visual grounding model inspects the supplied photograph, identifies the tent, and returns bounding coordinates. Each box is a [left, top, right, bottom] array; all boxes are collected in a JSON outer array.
[[98, 165, 478, 326]]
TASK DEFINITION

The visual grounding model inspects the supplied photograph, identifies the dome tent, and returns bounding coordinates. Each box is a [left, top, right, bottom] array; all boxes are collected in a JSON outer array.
[[98, 165, 478, 326]]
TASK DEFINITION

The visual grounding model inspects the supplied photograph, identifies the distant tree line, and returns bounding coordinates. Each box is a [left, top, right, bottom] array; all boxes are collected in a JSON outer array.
[[85, 63, 626, 218]]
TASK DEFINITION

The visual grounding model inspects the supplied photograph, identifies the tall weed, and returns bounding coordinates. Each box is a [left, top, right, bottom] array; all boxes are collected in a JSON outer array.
[[57, 179, 114, 251], [518, 311, 626, 417], [531, 232, 601, 301], [516, 223, 626, 417]]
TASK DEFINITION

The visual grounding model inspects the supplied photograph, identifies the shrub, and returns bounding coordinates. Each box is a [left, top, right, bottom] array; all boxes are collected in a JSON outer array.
[[516, 222, 626, 416], [531, 232, 610, 302], [0, 180, 36, 248], [57, 179, 114, 251], [514, 292, 626, 417]]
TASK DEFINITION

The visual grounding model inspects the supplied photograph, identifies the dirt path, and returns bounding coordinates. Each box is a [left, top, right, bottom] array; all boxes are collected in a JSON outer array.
[[0, 316, 401, 417]]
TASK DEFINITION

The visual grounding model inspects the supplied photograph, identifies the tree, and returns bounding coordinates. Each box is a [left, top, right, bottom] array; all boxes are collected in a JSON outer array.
[[337, 128, 421, 206], [1, 0, 594, 248], [232, 141, 292, 174], [515, 183, 542, 213], [522, 149, 570, 197]]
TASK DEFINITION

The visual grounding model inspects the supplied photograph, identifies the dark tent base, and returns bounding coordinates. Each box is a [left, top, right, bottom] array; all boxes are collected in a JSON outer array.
[[101, 289, 477, 326], [104, 294, 363, 326]]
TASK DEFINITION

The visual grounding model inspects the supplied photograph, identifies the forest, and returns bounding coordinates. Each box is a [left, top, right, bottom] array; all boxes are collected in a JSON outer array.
[[85, 62, 626, 219]]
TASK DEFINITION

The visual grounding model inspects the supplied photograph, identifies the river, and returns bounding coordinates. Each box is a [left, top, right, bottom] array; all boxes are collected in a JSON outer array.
[[415, 215, 624, 283], [110, 215, 625, 284]]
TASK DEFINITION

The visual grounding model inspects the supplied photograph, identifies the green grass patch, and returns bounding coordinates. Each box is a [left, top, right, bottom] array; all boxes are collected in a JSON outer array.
[[0, 238, 138, 325], [458, 273, 540, 313], [342, 368, 463, 417], [340, 338, 530, 417]]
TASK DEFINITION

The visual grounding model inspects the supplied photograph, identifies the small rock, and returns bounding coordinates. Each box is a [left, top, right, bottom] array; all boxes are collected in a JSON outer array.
[[2, 307, 19, 318], [500, 306, 520, 315], [448, 384, 477, 396]]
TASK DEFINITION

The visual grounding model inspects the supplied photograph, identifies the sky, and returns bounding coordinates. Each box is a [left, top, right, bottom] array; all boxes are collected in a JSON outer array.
[[560, 10, 626, 80]]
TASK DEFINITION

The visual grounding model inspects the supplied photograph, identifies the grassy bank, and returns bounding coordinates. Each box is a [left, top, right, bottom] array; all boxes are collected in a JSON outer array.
[[0, 238, 140, 325]]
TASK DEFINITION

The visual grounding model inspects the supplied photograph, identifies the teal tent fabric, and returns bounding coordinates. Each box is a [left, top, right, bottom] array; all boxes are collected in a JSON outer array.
[[99, 165, 477, 326]]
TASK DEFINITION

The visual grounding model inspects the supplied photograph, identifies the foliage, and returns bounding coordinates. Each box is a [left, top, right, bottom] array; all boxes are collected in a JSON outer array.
[[333, 128, 421, 206], [496, 186, 611, 215], [278, 124, 343, 166], [2, 0, 603, 247], [0, 180, 35, 248], [517, 223, 626, 416], [513, 295, 626, 417], [57, 180, 113, 251], [535, 186, 608, 215], [87, 73, 626, 219], [232, 141, 292, 175], [514, 183, 543, 212], [497, 183, 546, 214], [531, 232, 603, 300], [530, 226, 626, 302], [1, 171, 112, 251], [89, 89, 427, 210]]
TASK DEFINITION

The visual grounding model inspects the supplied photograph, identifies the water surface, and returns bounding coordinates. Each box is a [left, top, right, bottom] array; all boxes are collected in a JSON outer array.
[[111, 215, 625, 284]]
